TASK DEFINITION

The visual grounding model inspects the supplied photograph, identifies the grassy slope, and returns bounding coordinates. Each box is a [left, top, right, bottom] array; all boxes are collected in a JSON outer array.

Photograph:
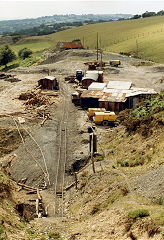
[[67, 122, 164, 239], [1, 15, 164, 69], [68, 95, 164, 238], [48, 16, 164, 63]]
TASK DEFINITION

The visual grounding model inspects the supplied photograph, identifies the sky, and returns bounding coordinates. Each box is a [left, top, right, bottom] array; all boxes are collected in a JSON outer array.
[[0, 0, 163, 20]]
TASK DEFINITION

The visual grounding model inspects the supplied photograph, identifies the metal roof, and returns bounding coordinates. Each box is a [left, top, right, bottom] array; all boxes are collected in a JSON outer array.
[[86, 71, 103, 74], [39, 76, 56, 81], [81, 90, 127, 102], [126, 87, 157, 97], [88, 82, 106, 91], [58, 41, 83, 49], [107, 81, 132, 90], [82, 75, 98, 81], [81, 87, 157, 103], [81, 90, 104, 99]]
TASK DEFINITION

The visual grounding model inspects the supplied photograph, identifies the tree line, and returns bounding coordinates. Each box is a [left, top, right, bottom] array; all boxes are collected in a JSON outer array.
[[6, 19, 112, 37], [131, 10, 164, 19]]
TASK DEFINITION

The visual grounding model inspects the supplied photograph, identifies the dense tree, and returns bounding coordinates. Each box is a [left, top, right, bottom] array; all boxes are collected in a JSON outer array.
[[157, 10, 164, 16], [0, 45, 16, 67], [131, 14, 141, 19], [142, 11, 156, 18], [18, 48, 33, 59]]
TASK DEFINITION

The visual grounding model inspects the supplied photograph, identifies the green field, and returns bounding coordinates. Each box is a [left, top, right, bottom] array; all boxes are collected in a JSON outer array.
[[48, 16, 164, 63], [1, 15, 164, 69]]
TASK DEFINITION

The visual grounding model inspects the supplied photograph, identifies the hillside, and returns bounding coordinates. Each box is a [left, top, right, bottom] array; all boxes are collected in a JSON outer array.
[[0, 14, 132, 35], [0, 15, 162, 69], [0, 15, 164, 71], [48, 15, 164, 63]]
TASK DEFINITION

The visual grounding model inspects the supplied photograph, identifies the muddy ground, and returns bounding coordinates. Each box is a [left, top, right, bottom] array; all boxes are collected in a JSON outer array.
[[0, 49, 164, 239]]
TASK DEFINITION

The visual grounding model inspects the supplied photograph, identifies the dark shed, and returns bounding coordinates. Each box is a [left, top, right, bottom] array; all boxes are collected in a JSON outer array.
[[38, 76, 58, 90]]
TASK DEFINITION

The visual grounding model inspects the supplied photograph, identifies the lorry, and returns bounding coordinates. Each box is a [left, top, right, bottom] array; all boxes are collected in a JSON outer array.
[[88, 108, 106, 120], [109, 60, 121, 67], [93, 111, 117, 126]]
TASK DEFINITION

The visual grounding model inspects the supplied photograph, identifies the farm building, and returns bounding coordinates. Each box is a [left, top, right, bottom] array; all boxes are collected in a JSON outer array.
[[56, 41, 83, 51], [81, 71, 103, 89], [80, 81, 157, 112], [38, 76, 59, 90]]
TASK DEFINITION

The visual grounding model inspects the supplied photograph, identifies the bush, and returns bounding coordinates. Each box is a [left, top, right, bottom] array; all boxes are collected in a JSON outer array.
[[118, 93, 164, 136], [18, 48, 33, 59], [0, 45, 16, 67], [128, 209, 150, 219], [155, 212, 164, 226], [48, 232, 62, 239]]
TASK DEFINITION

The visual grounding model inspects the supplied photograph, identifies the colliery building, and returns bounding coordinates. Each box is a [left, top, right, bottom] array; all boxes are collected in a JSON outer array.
[[56, 41, 83, 51], [79, 81, 157, 112]]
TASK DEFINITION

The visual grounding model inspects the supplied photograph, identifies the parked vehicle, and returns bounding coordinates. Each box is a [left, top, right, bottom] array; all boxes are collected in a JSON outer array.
[[76, 70, 84, 81], [88, 108, 106, 120], [109, 60, 121, 67], [93, 111, 117, 126]]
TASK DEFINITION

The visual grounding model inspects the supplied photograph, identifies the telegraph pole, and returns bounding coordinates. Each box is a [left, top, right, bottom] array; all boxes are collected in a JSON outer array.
[[97, 32, 99, 61], [136, 39, 139, 58]]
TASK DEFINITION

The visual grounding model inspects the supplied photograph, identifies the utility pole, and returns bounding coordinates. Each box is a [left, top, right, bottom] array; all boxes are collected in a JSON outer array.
[[136, 39, 139, 58], [97, 32, 99, 61], [88, 127, 97, 174], [83, 36, 84, 49]]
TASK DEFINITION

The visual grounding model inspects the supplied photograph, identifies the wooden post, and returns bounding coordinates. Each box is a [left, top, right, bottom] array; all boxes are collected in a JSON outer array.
[[36, 199, 39, 217], [90, 133, 95, 174], [74, 172, 78, 189]]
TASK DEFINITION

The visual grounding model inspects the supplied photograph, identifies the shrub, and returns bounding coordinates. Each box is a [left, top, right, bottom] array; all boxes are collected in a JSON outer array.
[[128, 209, 150, 219], [48, 232, 62, 239], [18, 48, 33, 59], [155, 212, 164, 226], [0, 45, 16, 67], [118, 92, 164, 136]]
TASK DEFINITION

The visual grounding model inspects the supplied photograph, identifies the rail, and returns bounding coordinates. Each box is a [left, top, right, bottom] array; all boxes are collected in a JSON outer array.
[[53, 82, 69, 217]]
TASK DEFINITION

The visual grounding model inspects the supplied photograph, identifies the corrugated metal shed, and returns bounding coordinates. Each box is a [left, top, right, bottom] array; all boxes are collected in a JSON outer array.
[[107, 81, 132, 90], [126, 87, 157, 97], [88, 82, 106, 91], [57, 41, 83, 49], [81, 90, 127, 102]]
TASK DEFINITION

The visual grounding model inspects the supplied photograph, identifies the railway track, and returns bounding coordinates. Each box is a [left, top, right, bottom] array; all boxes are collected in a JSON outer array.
[[53, 82, 69, 217]]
